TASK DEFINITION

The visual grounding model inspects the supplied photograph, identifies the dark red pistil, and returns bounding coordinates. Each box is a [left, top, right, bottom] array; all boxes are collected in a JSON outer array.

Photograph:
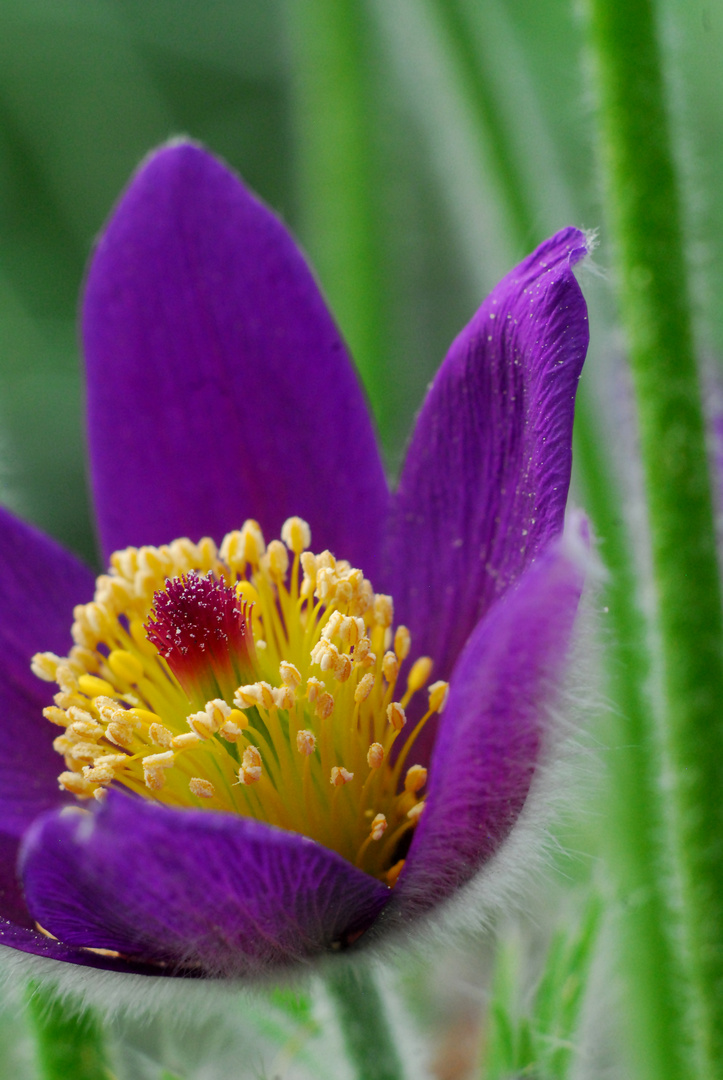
[[145, 572, 256, 702]]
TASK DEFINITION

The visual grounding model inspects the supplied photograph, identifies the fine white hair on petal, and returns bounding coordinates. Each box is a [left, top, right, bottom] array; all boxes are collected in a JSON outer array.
[[358, 538, 603, 965]]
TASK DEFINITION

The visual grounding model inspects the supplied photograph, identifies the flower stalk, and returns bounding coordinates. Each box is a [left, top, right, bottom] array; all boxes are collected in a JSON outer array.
[[26, 983, 110, 1080], [325, 964, 403, 1080], [586, 0, 723, 1073]]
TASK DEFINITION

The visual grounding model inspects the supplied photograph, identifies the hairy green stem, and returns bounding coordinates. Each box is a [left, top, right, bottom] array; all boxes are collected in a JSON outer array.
[[325, 964, 403, 1080], [586, 0, 723, 1072], [422, 1, 689, 1072], [573, 401, 689, 1079], [26, 983, 110, 1080]]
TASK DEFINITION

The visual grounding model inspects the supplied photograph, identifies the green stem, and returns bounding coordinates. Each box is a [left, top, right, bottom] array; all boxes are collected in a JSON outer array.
[[325, 964, 403, 1080], [428, 0, 537, 248], [586, 0, 723, 1073], [284, 0, 390, 440], [423, 3, 689, 1073], [573, 399, 689, 1079], [26, 982, 111, 1080]]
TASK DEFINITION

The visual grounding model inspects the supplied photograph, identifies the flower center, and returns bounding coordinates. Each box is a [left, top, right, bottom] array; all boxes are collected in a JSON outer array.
[[32, 518, 448, 884]]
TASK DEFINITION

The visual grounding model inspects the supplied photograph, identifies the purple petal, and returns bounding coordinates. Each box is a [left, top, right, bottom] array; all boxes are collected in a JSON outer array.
[[0, 918, 168, 975], [387, 228, 588, 684], [83, 141, 389, 574], [20, 793, 391, 976], [393, 520, 586, 916], [0, 508, 93, 835]]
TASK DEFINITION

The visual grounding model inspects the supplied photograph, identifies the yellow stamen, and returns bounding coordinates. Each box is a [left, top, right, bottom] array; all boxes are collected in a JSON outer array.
[[189, 778, 215, 799], [35, 517, 446, 883]]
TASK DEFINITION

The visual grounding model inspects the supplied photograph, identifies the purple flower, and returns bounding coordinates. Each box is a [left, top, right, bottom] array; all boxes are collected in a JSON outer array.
[[0, 143, 589, 979]]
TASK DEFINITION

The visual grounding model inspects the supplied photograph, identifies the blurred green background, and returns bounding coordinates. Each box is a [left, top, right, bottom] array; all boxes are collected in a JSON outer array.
[[1, 1, 723, 1077], [2, 0, 722, 567], [0, 0, 588, 564]]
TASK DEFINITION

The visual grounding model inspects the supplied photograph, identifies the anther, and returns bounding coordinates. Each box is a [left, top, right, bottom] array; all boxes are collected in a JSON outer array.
[[149, 723, 174, 748], [315, 692, 335, 720], [407, 801, 426, 823], [58, 771, 94, 797], [335, 654, 353, 683], [306, 677, 324, 704], [296, 730, 316, 755], [354, 638, 375, 666], [339, 615, 365, 648], [107, 649, 144, 684], [78, 674, 115, 698], [219, 713, 247, 741], [281, 516, 311, 555], [382, 652, 399, 683], [407, 656, 433, 693], [31, 653, 62, 681], [220, 520, 265, 569], [367, 743, 384, 768], [428, 680, 450, 713], [355, 673, 375, 703], [273, 685, 295, 710], [387, 702, 406, 731], [263, 539, 289, 579], [106, 721, 136, 748], [143, 751, 174, 791], [189, 778, 215, 799], [393, 626, 411, 661], [370, 813, 387, 841], [374, 595, 394, 628], [83, 755, 126, 785], [280, 661, 301, 689], [404, 765, 428, 794], [43, 706, 69, 727], [239, 745, 263, 785], [171, 732, 202, 750], [330, 766, 354, 786]]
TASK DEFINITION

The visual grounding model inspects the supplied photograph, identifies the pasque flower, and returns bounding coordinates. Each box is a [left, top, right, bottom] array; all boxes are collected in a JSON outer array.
[[0, 143, 589, 978]]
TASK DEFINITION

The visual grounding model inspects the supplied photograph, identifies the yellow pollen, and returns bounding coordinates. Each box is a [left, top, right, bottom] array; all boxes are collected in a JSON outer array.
[[374, 595, 394, 628], [355, 673, 375, 703], [149, 723, 174, 748], [394, 626, 411, 661], [296, 729, 316, 755], [171, 732, 202, 750], [382, 652, 399, 683], [189, 778, 215, 799], [43, 706, 69, 727], [107, 649, 145, 683], [77, 675, 115, 698], [404, 764, 428, 794], [428, 680, 450, 713], [35, 516, 446, 883], [239, 745, 263, 785], [387, 702, 406, 731], [331, 766, 354, 786], [281, 516, 311, 555], [280, 661, 301, 689], [367, 742, 385, 768], [370, 813, 387, 841], [406, 656, 434, 693]]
